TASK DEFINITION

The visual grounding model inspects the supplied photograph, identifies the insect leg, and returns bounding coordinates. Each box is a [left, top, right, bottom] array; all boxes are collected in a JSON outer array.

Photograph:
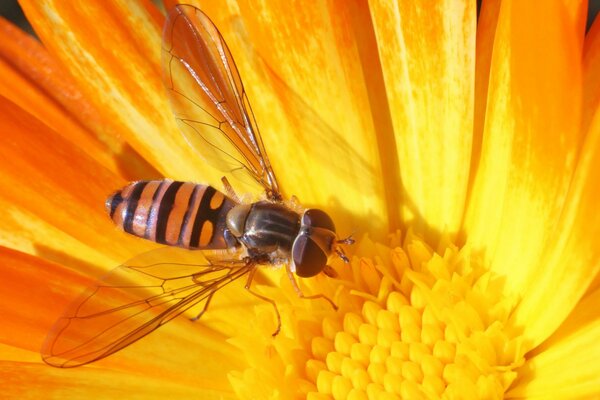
[[190, 289, 216, 322], [190, 263, 244, 321], [286, 263, 338, 310], [221, 176, 242, 203], [322, 264, 338, 278], [289, 195, 301, 208], [245, 265, 281, 337]]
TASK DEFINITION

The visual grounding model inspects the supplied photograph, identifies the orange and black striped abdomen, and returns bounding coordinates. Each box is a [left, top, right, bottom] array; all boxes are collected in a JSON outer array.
[[106, 180, 237, 249]]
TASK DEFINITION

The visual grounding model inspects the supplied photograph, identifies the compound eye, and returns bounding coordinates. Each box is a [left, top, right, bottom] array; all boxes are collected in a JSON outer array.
[[302, 209, 335, 232], [292, 234, 327, 277]]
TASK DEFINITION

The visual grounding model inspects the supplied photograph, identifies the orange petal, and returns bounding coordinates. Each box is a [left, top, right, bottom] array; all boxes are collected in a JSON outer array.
[[473, 0, 501, 171], [583, 11, 600, 134], [480, 0, 586, 147], [0, 95, 154, 271], [564, 0, 588, 45], [369, 0, 476, 239], [508, 89, 600, 347], [19, 0, 222, 184], [0, 361, 237, 399], [0, 246, 243, 394], [193, 0, 391, 237], [0, 246, 91, 353], [0, 17, 156, 181], [464, 1, 583, 314]]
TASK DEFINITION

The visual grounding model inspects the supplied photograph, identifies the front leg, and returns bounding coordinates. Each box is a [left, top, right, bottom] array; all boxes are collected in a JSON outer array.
[[285, 263, 338, 310]]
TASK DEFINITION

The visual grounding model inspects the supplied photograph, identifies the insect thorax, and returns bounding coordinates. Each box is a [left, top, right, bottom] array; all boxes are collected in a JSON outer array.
[[227, 201, 300, 257]]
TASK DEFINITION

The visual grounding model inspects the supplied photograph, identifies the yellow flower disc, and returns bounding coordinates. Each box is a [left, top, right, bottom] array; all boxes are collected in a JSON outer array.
[[228, 231, 525, 399]]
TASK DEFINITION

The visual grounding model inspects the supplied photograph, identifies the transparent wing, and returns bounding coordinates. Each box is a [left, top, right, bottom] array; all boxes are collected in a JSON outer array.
[[42, 247, 252, 368], [162, 4, 281, 199]]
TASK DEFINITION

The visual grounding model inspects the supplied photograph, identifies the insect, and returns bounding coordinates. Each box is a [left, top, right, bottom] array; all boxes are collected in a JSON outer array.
[[41, 4, 352, 368]]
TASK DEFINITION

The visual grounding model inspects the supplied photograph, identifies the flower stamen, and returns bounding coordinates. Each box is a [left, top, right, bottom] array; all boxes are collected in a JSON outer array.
[[229, 232, 526, 399]]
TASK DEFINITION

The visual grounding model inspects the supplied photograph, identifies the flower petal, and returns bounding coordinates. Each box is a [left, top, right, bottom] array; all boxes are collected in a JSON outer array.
[[0, 17, 156, 181], [507, 288, 600, 398], [191, 0, 392, 236], [583, 12, 600, 134], [0, 246, 243, 396], [19, 0, 222, 184], [0, 246, 90, 353], [0, 95, 153, 270], [564, 0, 588, 37], [474, 0, 501, 161], [369, 0, 476, 238], [1, 361, 237, 399], [464, 1, 582, 308], [508, 90, 600, 347]]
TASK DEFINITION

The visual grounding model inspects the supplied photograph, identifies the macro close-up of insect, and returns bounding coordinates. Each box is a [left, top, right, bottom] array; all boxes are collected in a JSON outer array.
[[41, 4, 353, 368], [4, 0, 599, 397]]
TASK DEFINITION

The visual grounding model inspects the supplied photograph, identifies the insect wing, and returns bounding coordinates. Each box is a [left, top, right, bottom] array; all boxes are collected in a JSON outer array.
[[42, 247, 252, 368], [162, 5, 280, 198]]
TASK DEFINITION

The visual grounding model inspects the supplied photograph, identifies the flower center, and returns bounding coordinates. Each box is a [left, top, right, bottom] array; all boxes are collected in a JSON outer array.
[[228, 232, 525, 399]]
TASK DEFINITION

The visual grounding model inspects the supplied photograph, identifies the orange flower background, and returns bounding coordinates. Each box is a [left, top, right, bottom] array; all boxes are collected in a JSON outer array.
[[1, 0, 600, 399]]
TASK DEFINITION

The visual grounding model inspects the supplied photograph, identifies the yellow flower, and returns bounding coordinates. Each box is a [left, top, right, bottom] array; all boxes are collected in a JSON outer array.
[[1, 0, 599, 399]]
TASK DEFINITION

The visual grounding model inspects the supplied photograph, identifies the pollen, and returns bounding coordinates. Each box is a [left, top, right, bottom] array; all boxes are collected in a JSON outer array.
[[228, 231, 526, 399]]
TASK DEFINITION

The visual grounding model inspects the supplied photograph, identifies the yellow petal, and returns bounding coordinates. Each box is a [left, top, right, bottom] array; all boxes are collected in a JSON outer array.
[[369, 0, 476, 238], [194, 0, 390, 237], [19, 0, 222, 184], [464, 1, 582, 306], [507, 288, 600, 398], [508, 90, 600, 347]]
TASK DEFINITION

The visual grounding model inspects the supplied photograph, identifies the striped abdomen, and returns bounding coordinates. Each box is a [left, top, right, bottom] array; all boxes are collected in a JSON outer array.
[[106, 180, 237, 249]]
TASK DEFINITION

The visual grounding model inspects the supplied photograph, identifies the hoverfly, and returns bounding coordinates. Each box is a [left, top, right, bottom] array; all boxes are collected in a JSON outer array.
[[41, 4, 352, 368]]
